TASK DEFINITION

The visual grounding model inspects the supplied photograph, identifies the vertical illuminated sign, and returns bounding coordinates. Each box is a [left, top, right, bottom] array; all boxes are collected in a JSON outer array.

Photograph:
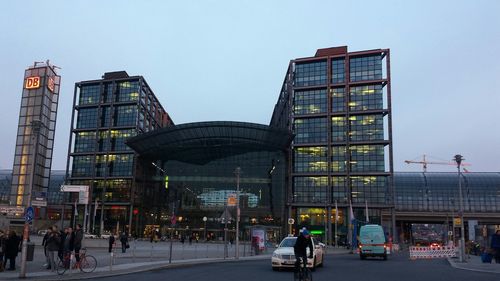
[[47, 76, 55, 92]]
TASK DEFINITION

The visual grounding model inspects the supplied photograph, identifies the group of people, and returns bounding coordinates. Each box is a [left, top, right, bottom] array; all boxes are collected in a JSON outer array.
[[41, 224, 83, 272], [0, 230, 22, 271]]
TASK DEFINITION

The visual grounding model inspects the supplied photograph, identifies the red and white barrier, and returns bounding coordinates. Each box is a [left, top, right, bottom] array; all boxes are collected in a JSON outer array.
[[409, 245, 457, 259]]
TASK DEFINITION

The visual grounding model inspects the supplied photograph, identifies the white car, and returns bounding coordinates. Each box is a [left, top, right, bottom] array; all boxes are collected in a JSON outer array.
[[271, 236, 325, 270], [84, 233, 97, 239]]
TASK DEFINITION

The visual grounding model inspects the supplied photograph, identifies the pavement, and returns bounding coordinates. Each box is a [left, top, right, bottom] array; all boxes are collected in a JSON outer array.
[[448, 255, 500, 274], [0, 235, 350, 280]]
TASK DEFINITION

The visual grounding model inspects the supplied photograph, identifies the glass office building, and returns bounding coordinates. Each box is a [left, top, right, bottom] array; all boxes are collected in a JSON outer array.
[[270, 46, 393, 242], [10, 61, 61, 217], [66, 71, 173, 234]]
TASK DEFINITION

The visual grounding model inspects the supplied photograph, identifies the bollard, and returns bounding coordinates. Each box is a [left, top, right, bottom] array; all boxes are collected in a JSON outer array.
[[150, 244, 154, 262], [110, 250, 114, 271], [133, 239, 136, 263], [69, 252, 74, 275]]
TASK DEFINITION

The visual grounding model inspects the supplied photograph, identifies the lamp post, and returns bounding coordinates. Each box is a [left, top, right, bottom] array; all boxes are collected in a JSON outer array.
[[20, 119, 42, 278], [454, 154, 466, 263], [234, 167, 241, 260], [203, 216, 207, 241]]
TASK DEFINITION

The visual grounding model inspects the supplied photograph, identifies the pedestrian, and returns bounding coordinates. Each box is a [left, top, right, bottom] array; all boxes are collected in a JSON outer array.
[[46, 227, 61, 272], [4, 230, 21, 271], [120, 232, 128, 253], [0, 230, 6, 272], [58, 227, 67, 262], [63, 227, 75, 266], [41, 227, 51, 268], [491, 229, 500, 263], [108, 233, 115, 253], [73, 224, 83, 267]]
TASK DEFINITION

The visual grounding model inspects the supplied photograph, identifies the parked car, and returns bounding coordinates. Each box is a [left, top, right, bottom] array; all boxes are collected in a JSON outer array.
[[271, 236, 325, 271], [37, 230, 48, 236]]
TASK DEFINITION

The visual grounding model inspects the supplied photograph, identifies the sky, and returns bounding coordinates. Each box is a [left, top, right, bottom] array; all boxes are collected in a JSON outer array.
[[0, 0, 499, 172]]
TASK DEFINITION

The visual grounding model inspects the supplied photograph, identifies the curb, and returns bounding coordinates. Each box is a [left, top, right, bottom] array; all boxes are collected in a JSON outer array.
[[447, 258, 500, 274], [3, 255, 272, 281]]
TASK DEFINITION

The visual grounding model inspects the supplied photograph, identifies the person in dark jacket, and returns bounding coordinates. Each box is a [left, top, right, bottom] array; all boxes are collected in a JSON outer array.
[[119, 232, 128, 253], [108, 233, 115, 253], [293, 228, 313, 271], [58, 227, 66, 262], [46, 227, 61, 272], [41, 227, 52, 268], [491, 229, 500, 263], [74, 224, 83, 265], [4, 230, 21, 271], [0, 230, 6, 271]]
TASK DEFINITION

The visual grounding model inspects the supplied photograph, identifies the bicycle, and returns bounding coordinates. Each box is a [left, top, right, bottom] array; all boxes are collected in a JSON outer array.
[[293, 256, 312, 281], [56, 248, 97, 275]]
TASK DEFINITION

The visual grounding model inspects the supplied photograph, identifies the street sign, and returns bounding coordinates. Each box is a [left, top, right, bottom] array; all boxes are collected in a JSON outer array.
[[288, 218, 295, 225], [32, 200, 47, 207], [25, 206, 34, 223], [0, 206, 24, 216], [227, 195, 237, 206], [453, 218, 462, 227]]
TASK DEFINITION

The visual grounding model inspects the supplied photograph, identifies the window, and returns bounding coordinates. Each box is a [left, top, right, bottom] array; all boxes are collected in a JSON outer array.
[[293, 176, 328, 203], [293, 118, 327, 143], [349, 84, 383, 111], [350, 176, 388, 204], [72, 156, 93, 177], [100, 106, 111, 127], [114, 105, 137, 127], [349, 55, 382, 82], [79, 85, 100, 105], [74, 131, 96, 152], [294, 146, 327, 173], [331, 117, 346, 142], [331, 88, 345, 112], [349, 114, 384, 141], [102, 83, 114, 103], [110, 129, 136, 151], [116, 81, 139, 102], [331, 146, 346, 172], [350, 145, 385, 172], [294, 61, 327, 87], [76, 108, 98, 129], [109, 154, 134, 176], [293, 89, 327, 114], [331, 58, 345, 84]]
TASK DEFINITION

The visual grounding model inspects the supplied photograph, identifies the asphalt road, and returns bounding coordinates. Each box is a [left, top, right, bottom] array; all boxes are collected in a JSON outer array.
[[96, 252, 500, 281]]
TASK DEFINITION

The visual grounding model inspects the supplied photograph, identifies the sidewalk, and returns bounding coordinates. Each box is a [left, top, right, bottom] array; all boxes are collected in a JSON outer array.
[[0, 237, 349, 280], [448, 255, 500, 274]]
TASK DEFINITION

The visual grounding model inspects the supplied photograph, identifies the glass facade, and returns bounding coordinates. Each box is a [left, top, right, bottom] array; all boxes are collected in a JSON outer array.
[[294, 61, 327, 87], [10, 63, 61, 207], [67, 72, 173, 235], [271, 46, 392, 240], [394, 173, 500, 212]]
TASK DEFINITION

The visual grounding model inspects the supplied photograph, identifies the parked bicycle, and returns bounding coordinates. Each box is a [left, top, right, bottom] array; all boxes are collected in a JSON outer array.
[[57, 248, 97, 275], [293, 257, 312, 281]]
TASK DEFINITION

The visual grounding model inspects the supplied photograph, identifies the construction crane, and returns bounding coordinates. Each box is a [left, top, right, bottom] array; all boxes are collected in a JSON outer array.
[[404, 154, 471, 172]]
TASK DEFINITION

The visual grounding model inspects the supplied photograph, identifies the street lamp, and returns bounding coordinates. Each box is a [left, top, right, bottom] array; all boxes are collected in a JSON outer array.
[[454, 154, 466, 263], [234, 167, 241, 259], [203, 216, 207, 241]]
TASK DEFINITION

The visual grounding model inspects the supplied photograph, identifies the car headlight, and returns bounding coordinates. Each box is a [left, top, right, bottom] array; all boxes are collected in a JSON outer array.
[[272, 253, 281, 259]]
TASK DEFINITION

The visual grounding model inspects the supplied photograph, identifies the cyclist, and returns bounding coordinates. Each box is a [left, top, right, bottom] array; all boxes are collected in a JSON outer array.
[[294, 227, 313, 273]]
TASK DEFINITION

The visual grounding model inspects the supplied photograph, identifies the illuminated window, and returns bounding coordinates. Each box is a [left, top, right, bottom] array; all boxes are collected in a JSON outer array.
[[293, 89, 327, 114], [293, 177, 328, 203], [349, 85, 383, 111], [294, 146, 327, 173]]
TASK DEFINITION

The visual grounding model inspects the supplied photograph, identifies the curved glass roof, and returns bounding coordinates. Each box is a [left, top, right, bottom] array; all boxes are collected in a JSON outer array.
[[126, 121, 293, 164], [394, 172, 500, 212]]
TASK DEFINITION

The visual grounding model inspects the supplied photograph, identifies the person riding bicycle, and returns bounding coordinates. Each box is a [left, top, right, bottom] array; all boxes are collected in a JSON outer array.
[[294, 227, 313, 271]]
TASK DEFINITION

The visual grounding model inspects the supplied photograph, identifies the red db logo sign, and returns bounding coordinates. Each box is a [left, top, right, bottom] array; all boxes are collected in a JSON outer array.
[[25, 76, 41, 89]]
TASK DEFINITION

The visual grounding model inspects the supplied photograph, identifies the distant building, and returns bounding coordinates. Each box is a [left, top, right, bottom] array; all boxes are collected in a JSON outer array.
[[270, 46, 393, 242], [66, 71, 173, 234], [10, 61, 61, 218]]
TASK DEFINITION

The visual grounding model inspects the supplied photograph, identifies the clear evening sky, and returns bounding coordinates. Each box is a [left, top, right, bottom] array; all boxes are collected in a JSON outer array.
[[0, 0, 499, 172]]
